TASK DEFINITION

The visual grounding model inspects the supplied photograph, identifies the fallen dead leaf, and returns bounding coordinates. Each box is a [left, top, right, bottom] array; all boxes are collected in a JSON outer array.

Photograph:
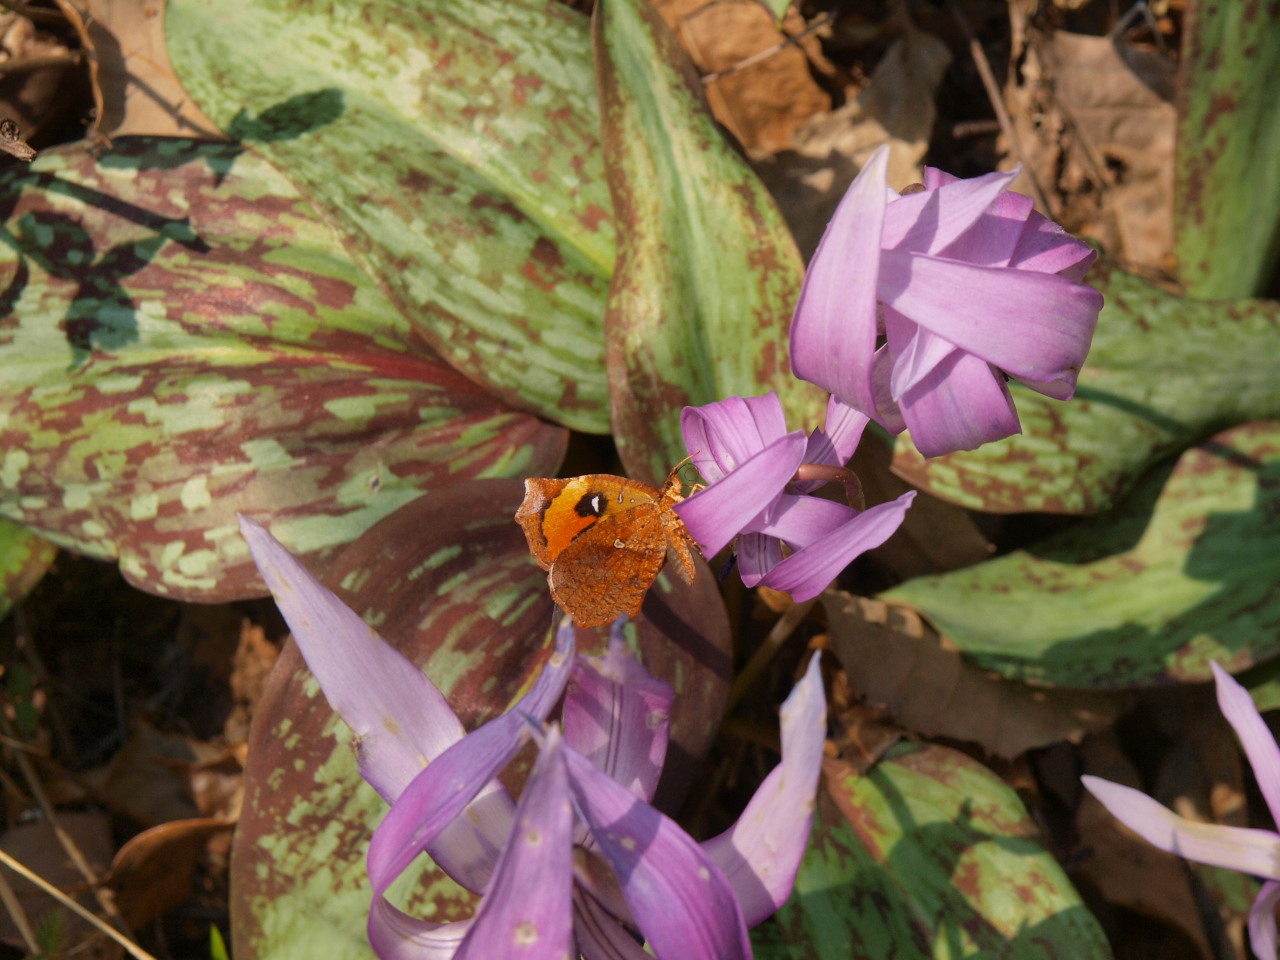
[[104, 817, 234, 929], [225, 619, 279, 745], [653, 0, 831, 154], [82, 0, 222, 139], [823, 589, 1122, 758], [81, 717, 219, 826], [1005, 26, 1176, 273], [755, 8, 951, 258]]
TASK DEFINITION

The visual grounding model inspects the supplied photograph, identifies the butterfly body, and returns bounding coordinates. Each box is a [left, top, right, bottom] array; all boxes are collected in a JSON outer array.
[[515, 472, 698, 627]]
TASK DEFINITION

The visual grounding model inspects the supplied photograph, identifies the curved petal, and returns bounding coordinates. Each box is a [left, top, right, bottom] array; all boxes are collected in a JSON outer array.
[[681, 394, 788, 481], [673, 431, 807, 557], [563, 745, 751, 960], [238, 516, 464, 800], [1212, 662, 1280, 827], [878, 249, 1102, 387], [790, 146, 888, 414], [759, 491, 915, 601], [703, 654, 826, 925], [367, 623, 576, 897], [749, 495, 858, 550], [936, 188, 1035, 267], [564, 628, 673, 803], [1010, 209, 1098, 280], [454, 731, 575, 960], [574, 889, 652, 960], [737, 532, 784, 589], [368, 901, 470, 960], [804, 396, 870, 469], [1082, 776, 1280, 880], [881, 167, 1018, 255], [1248, 879, 1280, 960], [885, 314, 954, 399], [899, 351, 1021, 458]]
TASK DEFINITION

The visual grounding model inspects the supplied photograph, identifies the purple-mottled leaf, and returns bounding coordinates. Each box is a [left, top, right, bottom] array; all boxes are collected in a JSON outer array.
[[592, 0, 826, 485], [886, 421, 1280, 688], [167, 0, 615, 433], [0, 519, 55, 621], [0, 139, 565, 601], [1174, 1, 1280, 299], [892, 263, 1280, 513], [231, 481, 731, 960], [757, 744, 1112, 959]]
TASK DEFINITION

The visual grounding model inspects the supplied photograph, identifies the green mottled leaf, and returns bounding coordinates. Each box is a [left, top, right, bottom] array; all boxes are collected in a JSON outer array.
[[167, 0, 615, 432], [0, 139, 565, 601], [233, 481, 732, 960], [593, 0, 826, 484], [0, 518, 56, 621], [758, 744, 1111, 959], [892, 263, 1280, 513], [885, 421, 1280, 688], [1175, 0, 1280, 299]]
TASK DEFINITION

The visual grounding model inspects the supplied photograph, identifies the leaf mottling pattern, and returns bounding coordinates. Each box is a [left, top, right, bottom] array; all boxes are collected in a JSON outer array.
[[0, 139, 565, 600], [0, 518, 56, 620], [167, 0, 616, 432], [761, 743, 1111, 959], [887, 422, 1280, 688], [593, 0, 825, 484]]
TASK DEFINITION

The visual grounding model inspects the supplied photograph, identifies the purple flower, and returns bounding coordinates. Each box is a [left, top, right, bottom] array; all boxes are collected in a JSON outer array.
[[674, 391, 914, 601], [1083, 663, 1280, 960], [789, 144, 1104, 458], [238, 516, 828, 960]]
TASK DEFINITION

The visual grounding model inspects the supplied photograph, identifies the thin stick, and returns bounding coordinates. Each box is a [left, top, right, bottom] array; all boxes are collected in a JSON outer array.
[[947, 0, 1052, 215], [0, 865, 38, 954], [0, 709, 128, 929], [48, 0, 105, 145], [701, 10, 836, 85], [0, 51, 83, 76], [0, 849, 160, 960], [727, 596, 818, 711]]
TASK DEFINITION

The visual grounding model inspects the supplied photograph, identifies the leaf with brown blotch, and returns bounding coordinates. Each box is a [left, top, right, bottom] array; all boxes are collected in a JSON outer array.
[[593, 0, 826, 485], [231, 480, 731, 960], [167, 0, 616, 433], [823, 590, 1122, 759], [0, 139, 566, 601]]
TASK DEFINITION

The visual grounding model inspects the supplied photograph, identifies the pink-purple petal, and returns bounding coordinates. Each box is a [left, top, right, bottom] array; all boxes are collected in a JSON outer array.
[[1010, 209, 1098, 280], [1212, 662, 1280, 828], [702, 654, 826, 926], [681, 394, 789, 481], [898, 351, 1021, 457], [885, 319, 956, 399], [748, 495, 859, 550], [878, 249, 1101, 385], [881, 167, 1018, 255], [238, 516, 465, 801], [1248, 879, 1280, 960], [453, 731, 575, 960], [574, 890, 653, 960], [366, 623, 576, 897], [1082, 775, 1280, 880], [674, 431, 808, 557], [938, 189, 1035, 267], [563, 629, 673, 803], [759, 491, 916, 601], [737, 533, 784, 589], [563, 745, 751, 960], [367, 901, 470, 960], [790, 146, 889, 414]]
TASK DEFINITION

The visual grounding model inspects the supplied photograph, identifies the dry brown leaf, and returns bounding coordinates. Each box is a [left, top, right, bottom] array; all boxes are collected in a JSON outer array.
[[81, 717, 214, 826], [653, 0, 830, 154], [105, 817, 234, 929], [823, 589, 1122, 758], [82, 0, 222, 139], [1005, 28, 1176, 272], [755, 12, 951, 258], [0, 812, 115, 953], [225, 619, 280, 745]]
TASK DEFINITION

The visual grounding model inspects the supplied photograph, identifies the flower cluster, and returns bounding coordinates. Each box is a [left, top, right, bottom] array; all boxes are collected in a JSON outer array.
[[673, 391, 914, 601], [790, 144, 1103, 457], [240, 516, 827, 960]]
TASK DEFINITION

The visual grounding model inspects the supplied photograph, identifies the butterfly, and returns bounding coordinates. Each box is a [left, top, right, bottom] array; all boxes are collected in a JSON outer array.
[[515, 467, 700, 627]]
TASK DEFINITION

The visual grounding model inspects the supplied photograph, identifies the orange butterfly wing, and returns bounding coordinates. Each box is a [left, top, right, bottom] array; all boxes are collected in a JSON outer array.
[[547, 505, 668, 627]]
